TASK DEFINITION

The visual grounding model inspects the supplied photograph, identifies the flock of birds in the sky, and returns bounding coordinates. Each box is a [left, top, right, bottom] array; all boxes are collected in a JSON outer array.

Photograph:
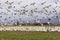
[[0, 0, 60, 26]]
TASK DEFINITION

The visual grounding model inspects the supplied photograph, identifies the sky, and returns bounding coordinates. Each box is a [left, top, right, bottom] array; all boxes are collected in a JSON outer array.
[[0, 0, 60, 25]]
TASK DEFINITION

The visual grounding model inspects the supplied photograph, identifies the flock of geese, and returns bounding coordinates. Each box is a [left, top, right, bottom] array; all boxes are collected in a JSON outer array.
[[0, 0, 60, 26]]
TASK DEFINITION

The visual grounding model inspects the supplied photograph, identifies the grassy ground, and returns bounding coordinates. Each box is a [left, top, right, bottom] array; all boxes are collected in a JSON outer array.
[[0, 31, 60, 40]]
